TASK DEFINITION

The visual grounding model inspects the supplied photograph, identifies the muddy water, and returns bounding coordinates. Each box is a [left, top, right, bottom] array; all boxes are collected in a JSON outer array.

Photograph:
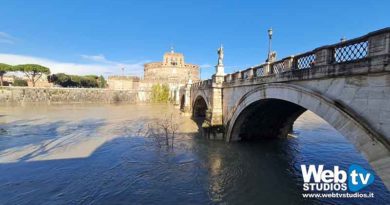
[[0, 104, 388, 204]]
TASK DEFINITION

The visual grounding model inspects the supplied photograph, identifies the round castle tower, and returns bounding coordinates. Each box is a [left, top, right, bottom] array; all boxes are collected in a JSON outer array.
[[143, 48, 200, 84]]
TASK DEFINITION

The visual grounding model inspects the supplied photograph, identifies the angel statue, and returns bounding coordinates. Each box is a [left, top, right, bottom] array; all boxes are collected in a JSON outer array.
[[217, 44, 224, 66]]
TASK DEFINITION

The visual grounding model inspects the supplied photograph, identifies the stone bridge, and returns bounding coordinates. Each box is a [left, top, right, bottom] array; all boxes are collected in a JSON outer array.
[[178, 28, 390, 188]]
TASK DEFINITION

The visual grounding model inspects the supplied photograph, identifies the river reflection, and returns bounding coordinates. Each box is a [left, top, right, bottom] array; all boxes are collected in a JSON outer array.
[[0, 104, 388, 204]]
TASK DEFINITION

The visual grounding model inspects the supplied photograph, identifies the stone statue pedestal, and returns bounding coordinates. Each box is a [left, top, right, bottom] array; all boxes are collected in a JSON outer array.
[[215, 65, 224, 76], [214, 64, 225, 84], [212, 74, 224, 84]]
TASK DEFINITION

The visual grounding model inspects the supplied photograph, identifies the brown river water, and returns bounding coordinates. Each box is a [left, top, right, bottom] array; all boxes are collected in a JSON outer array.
[[0, 104, 389, 204]]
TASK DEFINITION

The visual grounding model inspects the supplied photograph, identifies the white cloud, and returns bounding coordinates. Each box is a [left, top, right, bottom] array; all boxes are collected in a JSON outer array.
[[80, 54, 108, 63], [0, 32, 16, 44], [199, 64, 213, 68], [0, 53, 146, 76]]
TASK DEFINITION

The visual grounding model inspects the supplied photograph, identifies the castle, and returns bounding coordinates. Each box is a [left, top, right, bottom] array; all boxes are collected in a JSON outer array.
[[108, 48, 200, 95], [143, 48, 199, 84]]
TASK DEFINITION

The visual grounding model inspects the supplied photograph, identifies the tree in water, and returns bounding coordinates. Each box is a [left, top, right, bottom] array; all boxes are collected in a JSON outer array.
[[147, 114, 179, 150]]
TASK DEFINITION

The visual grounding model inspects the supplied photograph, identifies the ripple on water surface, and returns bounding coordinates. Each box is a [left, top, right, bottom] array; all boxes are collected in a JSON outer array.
[[0, 104, 389, 204]]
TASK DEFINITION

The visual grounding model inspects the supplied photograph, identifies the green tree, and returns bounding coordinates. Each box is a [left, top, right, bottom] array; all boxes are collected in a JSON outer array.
[[151, 84, 170, 103], [50, 73, 72, 87], [15, 64, 51, 87], [50, 73, 102, 88], [57, 73, 71, 86], [84, 75, 98, 79], [70, 75, 81, 87], [80, 76, 98, 88], [98, 75, 107, 88], [13, 78, 28, 87], [0, 63, 13, 86]]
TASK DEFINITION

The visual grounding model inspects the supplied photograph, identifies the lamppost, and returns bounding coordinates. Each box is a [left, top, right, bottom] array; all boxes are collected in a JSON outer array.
[[200, 67, 202, 80], [267, 28, 273, 62]]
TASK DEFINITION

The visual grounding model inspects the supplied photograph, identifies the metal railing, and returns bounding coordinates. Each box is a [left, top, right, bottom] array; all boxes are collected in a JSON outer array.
[[243, 70, 250, 79], [294, 52, 316, 69], [255, 66, 265, 77], [271, 60, 287, 74], [333, 39, 368, 63]]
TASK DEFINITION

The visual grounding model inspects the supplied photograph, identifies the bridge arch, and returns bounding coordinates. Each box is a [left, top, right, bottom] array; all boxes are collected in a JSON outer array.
[[180, 94, 185, 110], [225, 83, 390, 185], [192, 95, 208, 118]]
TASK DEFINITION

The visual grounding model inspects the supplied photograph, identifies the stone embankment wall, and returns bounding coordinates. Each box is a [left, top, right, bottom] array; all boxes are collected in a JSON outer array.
[[0, 87, 151, 104]]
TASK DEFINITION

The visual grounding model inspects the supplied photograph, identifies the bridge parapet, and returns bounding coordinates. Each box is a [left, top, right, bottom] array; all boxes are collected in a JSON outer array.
[[191, 79, 212, 89], [223, 27, 389, 86]]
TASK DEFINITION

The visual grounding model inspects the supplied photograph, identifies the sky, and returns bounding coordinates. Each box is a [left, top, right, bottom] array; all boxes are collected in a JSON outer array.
[[0, 0, 389, 79]]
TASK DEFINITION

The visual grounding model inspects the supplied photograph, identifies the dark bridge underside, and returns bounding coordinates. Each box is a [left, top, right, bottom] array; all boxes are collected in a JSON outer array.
[[180, 95, 185, 110], [193, 96, 207, 118], [231, 99, 307, 141]]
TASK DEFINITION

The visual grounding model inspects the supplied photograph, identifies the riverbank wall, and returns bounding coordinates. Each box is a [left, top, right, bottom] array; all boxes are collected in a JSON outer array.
[[0, 87, 151, 104]]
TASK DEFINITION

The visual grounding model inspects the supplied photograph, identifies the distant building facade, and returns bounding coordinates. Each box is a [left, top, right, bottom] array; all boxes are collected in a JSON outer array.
[[107, 76, 140, 90]]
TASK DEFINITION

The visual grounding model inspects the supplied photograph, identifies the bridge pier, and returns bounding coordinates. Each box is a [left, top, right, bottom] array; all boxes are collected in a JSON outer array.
[[201, 48, 226, 140], [180, 80, 192, 116], [201, 73, 225, 140], [208, 74, 224, 126]]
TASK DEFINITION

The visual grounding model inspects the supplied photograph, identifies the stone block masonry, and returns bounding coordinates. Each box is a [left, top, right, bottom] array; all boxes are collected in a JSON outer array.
[[0, 87, 150, 104]]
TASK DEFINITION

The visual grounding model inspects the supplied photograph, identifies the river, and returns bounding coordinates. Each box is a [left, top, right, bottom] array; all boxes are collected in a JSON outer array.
[[0, 104, 389, 204]]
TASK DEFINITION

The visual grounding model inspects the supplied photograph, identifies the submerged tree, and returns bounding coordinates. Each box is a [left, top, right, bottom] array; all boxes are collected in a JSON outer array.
[[148, 114, 179, 150], [0, 63, 13, 86], [15, 64, 51, 87]]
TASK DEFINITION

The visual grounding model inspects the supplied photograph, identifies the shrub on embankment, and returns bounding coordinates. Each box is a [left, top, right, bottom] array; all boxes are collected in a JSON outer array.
[[49, 73, 107, 88], [151, 84, 170, 103]]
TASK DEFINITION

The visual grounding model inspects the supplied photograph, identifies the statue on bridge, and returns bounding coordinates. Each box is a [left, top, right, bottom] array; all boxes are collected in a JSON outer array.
[[217, 44, 224, 66], [268, 51, 277, 63], [215, 44, 225, 76]]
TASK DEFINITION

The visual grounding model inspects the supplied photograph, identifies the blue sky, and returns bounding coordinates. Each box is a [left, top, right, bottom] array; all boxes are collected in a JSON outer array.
[[0, 0, 388, 79]]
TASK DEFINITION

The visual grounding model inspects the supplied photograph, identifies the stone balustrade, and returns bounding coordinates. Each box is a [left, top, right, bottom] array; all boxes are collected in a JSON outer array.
[[221, 27, 390, 85]]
